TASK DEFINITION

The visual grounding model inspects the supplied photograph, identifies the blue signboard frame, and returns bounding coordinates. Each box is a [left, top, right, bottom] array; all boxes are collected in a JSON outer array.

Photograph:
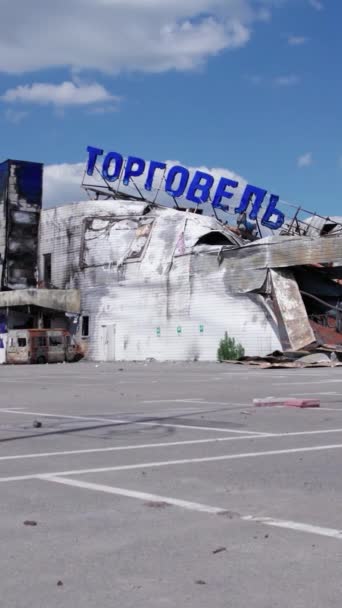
[[85, 146, 285, 230]]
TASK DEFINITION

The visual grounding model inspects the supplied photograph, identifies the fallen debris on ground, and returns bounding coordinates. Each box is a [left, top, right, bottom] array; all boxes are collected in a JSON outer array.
[[222, 347, 342, 368], [253, 398, 320, 408], [212, 547, 227, 555]]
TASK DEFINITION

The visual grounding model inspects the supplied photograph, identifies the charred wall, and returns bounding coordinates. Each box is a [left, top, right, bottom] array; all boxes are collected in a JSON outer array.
[[0, 159, 43, 290]]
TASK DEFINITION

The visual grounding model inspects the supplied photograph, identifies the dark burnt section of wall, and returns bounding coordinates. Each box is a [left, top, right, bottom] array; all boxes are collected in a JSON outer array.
[[294, 265, 342, 344], [0, 159, 43, 290]]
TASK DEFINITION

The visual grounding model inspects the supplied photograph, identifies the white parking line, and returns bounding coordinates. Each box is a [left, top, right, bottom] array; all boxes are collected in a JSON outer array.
[[2, 441, 342, 483], [242, 516, 342, 540], [42, 475, 225, 514], [0, 408, 267, 435], [42, 475, 342, 541], [3, 426, 342, 462], [0, 407, 26, 411], [0, 434, 263, 461]]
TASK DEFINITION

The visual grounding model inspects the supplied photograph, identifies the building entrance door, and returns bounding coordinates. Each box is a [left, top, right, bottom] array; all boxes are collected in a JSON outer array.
[[100, 324, 116, 361]]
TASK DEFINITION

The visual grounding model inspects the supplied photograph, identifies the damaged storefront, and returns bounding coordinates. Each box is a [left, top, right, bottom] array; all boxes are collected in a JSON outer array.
[[1, 150, 342, 363]]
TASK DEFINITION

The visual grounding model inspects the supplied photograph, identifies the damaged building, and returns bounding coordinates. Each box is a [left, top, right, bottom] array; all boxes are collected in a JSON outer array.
[[0, 157, 342, 362]]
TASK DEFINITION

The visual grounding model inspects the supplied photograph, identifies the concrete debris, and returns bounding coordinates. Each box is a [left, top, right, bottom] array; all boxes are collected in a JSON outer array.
[[57, 581, 64, 587], [223, 349, 342, 368], [33, 420, 42, 428], [195, 580, 207, 585], [212, 547, 227, 554], [23, 520, 37, 526], [296, 353, 332, 365]]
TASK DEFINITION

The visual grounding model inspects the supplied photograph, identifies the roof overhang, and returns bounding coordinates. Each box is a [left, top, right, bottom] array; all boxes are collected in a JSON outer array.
[[0, 289, 80, 313]]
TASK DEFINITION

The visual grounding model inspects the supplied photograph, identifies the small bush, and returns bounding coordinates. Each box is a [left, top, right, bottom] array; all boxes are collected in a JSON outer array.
[[217, 332, 245, 362]]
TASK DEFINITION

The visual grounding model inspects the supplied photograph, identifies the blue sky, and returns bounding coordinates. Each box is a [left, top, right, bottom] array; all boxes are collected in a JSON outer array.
[[0, 0, 340, 216]]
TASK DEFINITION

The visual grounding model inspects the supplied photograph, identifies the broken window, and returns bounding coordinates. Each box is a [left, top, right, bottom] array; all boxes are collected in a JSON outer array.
[[126, 219, 154, 261], [43, 253, 52, 285], [177, 207, 203, 215], [18, 338, 27, 347], [294, 266, 342, 339], [82, 315, 89, 337], [81, 217, 154, 267]]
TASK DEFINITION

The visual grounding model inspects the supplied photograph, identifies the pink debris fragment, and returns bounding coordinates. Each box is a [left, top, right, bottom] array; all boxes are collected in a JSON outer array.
[[253, 398, 320, 408]]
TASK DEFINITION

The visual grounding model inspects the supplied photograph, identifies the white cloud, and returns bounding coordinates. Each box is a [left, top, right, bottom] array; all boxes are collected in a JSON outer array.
[[43, 162, 86, 206], [287, 35, 309, 46], [273, 75, 300, 87], [1, 81, 119, 107], [309, 0, 323, 10], [297, 152, 313, 168], [0, 1, 283, 75]]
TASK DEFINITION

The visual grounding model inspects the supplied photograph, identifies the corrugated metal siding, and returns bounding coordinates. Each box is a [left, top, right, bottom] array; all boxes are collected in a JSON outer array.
[[222, 235, 342, 270]]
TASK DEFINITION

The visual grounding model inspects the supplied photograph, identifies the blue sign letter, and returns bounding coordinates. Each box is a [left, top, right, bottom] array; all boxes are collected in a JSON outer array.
[[102, 152, 124, 182], [145, 160, 167, 192], [235, 184, 267, 220], [261, 195, 285, 230], [86, 146, 104, 176], [123, 156, 146, 186], [165, 166, 190, 198], [186, 171, 214, 205], [212, 177, 238, 210]]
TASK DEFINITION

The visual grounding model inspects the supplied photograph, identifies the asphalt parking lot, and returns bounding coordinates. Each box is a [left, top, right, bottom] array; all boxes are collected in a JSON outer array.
[[1, 361, 342, 607]]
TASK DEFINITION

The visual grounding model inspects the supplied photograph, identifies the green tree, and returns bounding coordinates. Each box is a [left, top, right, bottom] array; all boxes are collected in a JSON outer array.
[[217, 332, 245, 362]]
